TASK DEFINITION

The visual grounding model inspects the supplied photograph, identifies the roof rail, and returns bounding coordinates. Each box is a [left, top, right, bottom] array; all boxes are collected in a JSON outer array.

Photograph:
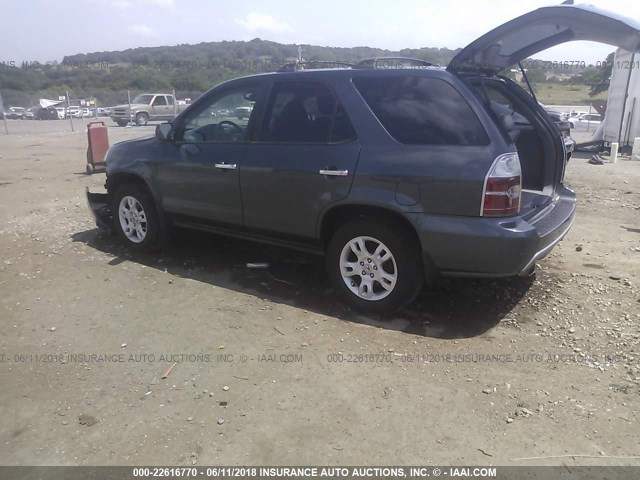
[[353, 57, 435, 69], [277, 60, 355, 72]]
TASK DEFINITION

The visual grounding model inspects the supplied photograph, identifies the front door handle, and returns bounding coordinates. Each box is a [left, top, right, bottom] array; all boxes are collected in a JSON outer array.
[[319, 169, 348, 176], [214, 163, 238, 170]]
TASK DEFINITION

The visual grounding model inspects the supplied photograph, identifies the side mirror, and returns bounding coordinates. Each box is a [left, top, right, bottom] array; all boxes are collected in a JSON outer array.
[[156, 122, 173, 142]]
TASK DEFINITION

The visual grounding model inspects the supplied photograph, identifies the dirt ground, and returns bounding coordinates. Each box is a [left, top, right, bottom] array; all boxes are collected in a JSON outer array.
[[0, 120, 639, 467]]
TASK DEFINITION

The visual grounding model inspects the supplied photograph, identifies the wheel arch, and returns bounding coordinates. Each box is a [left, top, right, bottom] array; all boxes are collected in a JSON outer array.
[[319, 203, 437, 284], [107, 171, 152, 195], [107, 170, 169, 243], [107, 171, 162, 216], [319, 204, 417, 246]]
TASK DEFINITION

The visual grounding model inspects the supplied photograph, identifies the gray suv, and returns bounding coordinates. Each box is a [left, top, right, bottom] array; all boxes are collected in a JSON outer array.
[[87, 5, 640, 313]]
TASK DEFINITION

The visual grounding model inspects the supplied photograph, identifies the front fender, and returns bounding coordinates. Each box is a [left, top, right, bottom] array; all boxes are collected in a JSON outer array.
[[104, 136, 165, 215]]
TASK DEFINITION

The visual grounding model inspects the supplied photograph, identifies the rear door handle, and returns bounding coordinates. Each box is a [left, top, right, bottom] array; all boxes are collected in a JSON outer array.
[[319, 169, 348, 176], [214, 163, 237, 170]]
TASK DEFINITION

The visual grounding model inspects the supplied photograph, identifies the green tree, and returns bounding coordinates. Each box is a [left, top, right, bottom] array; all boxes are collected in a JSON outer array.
[[589, 52, 614, 97]]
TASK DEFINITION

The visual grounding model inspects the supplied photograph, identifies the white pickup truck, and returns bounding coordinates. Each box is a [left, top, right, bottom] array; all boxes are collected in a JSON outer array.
[[111, 93, 185, 126]]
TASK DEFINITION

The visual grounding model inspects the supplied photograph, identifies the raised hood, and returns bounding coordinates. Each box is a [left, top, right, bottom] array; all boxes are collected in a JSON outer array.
[[448, 4, 640, 74]]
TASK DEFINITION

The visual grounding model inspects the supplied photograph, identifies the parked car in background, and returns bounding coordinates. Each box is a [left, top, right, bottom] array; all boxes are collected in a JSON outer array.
[[569, 113, 602, 129], [110, 94, 185, 126], [66, 106, 81, 118], [36, 107, 59, 120], [568, 111, 588, 118], [543, 108, 575, 157], [87, 3, 640, 313], [97, 107, 112, 117], [24, 108, 36, 120], [235, 106, 252, 120], [5, 107, 26, 119]]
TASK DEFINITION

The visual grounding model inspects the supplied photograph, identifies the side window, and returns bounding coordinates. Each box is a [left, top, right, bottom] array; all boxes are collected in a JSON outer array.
[[260, 81, 356, 143], [179, 85, 262, 143], [153, 96, 167, 106], [353, 76, 489, 145], [166, 96, 174, 106]]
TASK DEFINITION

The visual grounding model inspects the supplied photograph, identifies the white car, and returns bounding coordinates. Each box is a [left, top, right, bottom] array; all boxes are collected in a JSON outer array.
[[569, 113, 602, 129], [66, 106, 81, 118]]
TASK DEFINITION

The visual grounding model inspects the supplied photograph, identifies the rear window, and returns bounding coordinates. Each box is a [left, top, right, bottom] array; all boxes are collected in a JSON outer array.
[[353, 76, 489, 145]]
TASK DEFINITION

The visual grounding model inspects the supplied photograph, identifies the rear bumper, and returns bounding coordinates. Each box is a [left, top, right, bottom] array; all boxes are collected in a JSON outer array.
[[408, 187, 576, 278], [86, 187, 113, 233]]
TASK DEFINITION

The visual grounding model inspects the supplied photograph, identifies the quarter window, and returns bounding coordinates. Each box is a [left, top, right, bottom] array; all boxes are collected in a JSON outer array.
[[353, 76, 489, 145]]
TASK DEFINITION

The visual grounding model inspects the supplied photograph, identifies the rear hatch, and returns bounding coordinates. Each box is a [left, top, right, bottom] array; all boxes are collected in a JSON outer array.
[[448, 4, 640, 217], [448, 4, 640, 75]]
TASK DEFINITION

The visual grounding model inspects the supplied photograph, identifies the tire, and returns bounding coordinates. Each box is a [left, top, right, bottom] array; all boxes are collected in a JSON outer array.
[[135, 112, 149, 126], [326, 218, 424, 314], [112, 184, 161, 250], [115, 120, 128, 127], [86, 163, 94, 175]]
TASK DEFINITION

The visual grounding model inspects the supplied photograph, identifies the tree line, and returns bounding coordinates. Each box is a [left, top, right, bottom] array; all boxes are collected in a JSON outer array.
[[0, 38, 613, 108]]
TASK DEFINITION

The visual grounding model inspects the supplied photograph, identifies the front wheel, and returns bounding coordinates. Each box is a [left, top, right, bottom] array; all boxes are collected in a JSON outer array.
[[112, 184, 161, 250], [326, 219, 424, 314]]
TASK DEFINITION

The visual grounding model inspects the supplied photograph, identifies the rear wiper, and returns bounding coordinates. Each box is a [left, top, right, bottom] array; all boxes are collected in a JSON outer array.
[[518, 61, 538, 103]]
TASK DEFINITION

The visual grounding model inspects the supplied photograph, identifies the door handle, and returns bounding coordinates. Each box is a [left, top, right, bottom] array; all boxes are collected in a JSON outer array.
[[214, 163, 238, 170], [319, 169, 348, 176]]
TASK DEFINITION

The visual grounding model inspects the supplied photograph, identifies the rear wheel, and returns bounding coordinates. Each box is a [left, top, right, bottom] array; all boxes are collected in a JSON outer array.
[[326, 219, 424, 314], [135, 112, 149, 126], [112, 184, 161, 250]]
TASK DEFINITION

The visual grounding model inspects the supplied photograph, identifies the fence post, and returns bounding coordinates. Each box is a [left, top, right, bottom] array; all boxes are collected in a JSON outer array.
[[0, 90, 9, 135], [172, 88, 177, 118], [128, 90, 132, 126], [66, 91, 74, 132]]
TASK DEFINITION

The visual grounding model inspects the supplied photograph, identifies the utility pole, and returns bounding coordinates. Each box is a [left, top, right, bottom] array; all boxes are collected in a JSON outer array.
[[0, 90, 9, 135], [66, 91, 74, 132], [172, 89, 177, 118], [128, 90, 133, 126]]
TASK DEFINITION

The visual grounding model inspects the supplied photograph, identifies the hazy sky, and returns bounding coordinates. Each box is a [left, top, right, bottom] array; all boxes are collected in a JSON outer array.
[[1, 0, 639, 64]]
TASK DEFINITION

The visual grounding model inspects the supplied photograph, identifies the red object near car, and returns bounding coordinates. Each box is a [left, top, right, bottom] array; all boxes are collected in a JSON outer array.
[[86, 121, 109, 174]]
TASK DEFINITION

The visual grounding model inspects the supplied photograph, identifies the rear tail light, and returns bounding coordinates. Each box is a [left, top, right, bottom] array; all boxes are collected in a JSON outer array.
[[481, 152, 521, 217]]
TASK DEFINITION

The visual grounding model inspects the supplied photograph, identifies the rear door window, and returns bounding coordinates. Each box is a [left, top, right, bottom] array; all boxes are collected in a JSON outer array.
[[260, 81, 356, 143], [353, 76, 488, 145]]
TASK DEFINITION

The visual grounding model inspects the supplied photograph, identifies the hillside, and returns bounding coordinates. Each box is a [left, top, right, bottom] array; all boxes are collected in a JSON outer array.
[[0, 38, 611, 108], [0, 39, 458, 107]]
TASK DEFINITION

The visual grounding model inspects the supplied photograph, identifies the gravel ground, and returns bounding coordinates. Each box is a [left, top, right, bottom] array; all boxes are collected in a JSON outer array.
[[0, 121, 639, 466]]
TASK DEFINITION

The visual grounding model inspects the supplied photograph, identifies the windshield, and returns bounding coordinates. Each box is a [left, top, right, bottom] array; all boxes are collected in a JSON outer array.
[[131, 94, 154, 104]]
